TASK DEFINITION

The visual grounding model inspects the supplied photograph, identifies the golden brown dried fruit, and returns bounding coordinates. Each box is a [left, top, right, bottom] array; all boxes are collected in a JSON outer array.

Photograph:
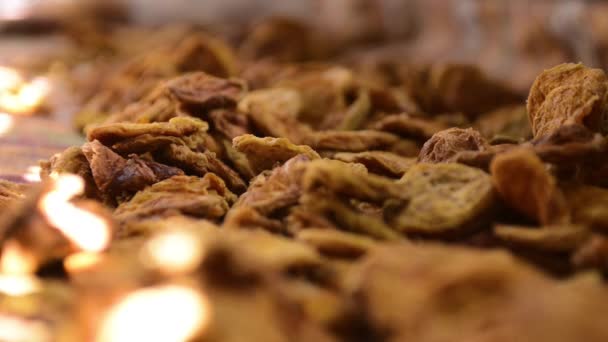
[[527, 63, 608, 138], [306, 130, 399, 153], [0, 180, 26, 211], [233, 134, 319, 174], [349, 243, 608, 342], [332, 151, 415, 178], [158, 144, 247, 193], [388, 163, 495, 236], [114, 174, 235, 222], [490, 148, 568, 225], [207, 109, 251, 140], [296, 228, 378, 258], [87, 116, 208, 147], [564, 185, 608, 233], [494, 224, 590, 253], [370, 113, 448, 141], [475, 105, 532, 142], [40, 146, 100, 198], [166, 72, 247, 109], [418, 127, 490, 163], [223, 206, 284, 234]]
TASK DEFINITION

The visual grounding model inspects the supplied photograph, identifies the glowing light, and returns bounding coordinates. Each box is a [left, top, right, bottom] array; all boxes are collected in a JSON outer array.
[[0, 315, 52, 342], [142, 231, 203, 274], [0, 113, 13, 136], [0, 275, 40, 296], [64, 252, 103, 274], [39, 174, 110, 252], [23, 165, 41, 182], [97, 285, 209, 342], [0, 240, 37, 275], [0, 76, 50, 115]]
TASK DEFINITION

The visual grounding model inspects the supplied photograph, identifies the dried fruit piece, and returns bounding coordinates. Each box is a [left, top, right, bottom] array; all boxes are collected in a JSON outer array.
[[40, 146, 99, 198], [475, 105, 532, 142], [207, 109, 251, 140], [332, 151, 415, 177], [223, 206, 284, 234], [239, 87, 312, 144], [87, 116, 208, 147], [418, 127, 490, 163], [302, 159, 406, 203], [490, 148, 568, 225], [233, 134, 320, 174], [82, 140, 183, 200], [564, 185, 608, 233], [234, 155, 310, 216], [296, 228, 378, 258], [306, 130, 399, 153], [0, 180, 26, 210], [114, 174, 235, 222], [388, 163, 495, 236], [494, 224, 590, 253], [167, 72, 247, 109], [527, 63, 608, 138], [370, 113, 448, 141], [158, 144, 247, 193]]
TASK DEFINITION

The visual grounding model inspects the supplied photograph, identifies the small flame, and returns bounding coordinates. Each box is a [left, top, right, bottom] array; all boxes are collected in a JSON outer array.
[[0, 274, 40, 296], [0, 113, 13, 136], [0, 65, 49, 115], [97, 285, 210, 342], [39, 174, 110, 253], [23, 165, 41, 183], [142, 231, 204, 274]]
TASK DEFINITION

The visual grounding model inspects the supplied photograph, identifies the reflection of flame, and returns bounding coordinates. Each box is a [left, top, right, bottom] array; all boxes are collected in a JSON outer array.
[[0, 315, 52, 342], [0, 241, 40, 296], [0, 113, 13, 136], [98, 285, 210, 342], [0, 66, 49, 115], [39, 174, 110, 253], [23, 165, 42, 183], [142, 231, 204, 274]]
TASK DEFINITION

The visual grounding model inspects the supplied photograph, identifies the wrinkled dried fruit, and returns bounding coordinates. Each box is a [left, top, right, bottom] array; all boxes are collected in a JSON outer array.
[[306, 130, 399, 153], [296, 228, 378, 258], [167, 72, 247, 109], [475, 105, 532, 142], [490, 148, 568, 225], [527, 63, 608, 138], [332, 151, 415, 177], [370, 113, 448, 141], [388, 163, 495, 236], [233, 134, 320, 174], [494, 224, 590, 253], [418, 127, 490, 163]]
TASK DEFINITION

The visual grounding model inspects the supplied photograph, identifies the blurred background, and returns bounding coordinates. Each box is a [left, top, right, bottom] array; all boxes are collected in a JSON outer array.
[[0, 0, 606, 180]]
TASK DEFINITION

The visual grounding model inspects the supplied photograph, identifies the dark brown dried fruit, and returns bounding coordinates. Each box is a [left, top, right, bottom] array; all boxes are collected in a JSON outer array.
[[207, 109, 251, 140], [388, 163, 495, 236], [527, 63, 608, 138], [418, 127, 490, 163], [490, 148, 569, 225], [233, 134, 319, 174], [167, 72, 247, 109], [475, 105, 532, 142], [564, 185, 608, 233], [40, 146, 99, 198]]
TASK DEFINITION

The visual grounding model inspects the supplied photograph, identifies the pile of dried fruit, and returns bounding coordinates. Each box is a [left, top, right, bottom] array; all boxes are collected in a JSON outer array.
[[5, 24, 608, 341]]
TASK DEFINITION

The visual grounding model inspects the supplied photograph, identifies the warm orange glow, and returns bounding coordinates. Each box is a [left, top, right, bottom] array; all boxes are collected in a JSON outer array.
[[0, 65, 49, 115], [141, 230, 204, 274], [23, 165, 42, 182], [39, 174, 111, 252], [0, 274, 41, 296], [97, 285, 210, 342], [0, 240, 37, 275], [64, 252, 103, 274], [0, 315, 52, 342], [0, 113, 13, 136]]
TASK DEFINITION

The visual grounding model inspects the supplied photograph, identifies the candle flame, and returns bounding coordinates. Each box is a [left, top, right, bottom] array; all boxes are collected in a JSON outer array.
[[39, 174, 110, 253], [142, 230, 204, 274], [64, 252, 103, 273], [98, 285, 210, 342]]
